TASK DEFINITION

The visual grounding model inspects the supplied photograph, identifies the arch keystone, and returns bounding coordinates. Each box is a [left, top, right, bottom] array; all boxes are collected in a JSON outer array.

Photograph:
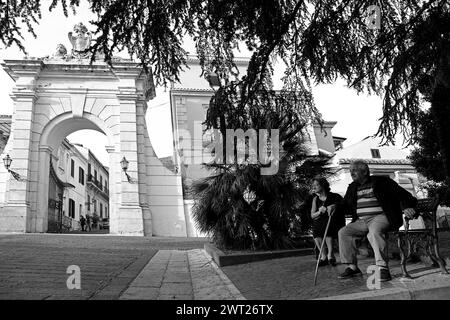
[[69, 89, 88, 118]]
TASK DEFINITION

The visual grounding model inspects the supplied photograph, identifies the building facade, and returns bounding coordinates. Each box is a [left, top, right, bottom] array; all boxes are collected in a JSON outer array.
[[169, 56, 341, 191], [0, 22, 188, 237], [75, 145, 110, 222], [329, 136, 422, 197], [0, 115, 11, 155], [47, 138, 109, 232]]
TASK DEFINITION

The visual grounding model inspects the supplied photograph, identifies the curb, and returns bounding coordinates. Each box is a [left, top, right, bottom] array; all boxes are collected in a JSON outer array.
[[317, 276, 450, 300], [204, 243, 314, 267]]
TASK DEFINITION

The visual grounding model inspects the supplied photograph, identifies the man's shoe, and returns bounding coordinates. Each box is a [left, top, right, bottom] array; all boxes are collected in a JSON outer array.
[[318, 258, 328, 267], [379, 267, 392, 282], [338, 267, 362, 279]]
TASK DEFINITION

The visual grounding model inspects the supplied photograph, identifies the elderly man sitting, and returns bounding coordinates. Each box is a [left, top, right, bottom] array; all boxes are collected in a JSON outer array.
[[338, 160, 417, 282]]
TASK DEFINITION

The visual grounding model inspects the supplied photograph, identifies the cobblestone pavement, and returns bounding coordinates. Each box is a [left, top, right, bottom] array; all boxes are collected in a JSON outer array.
[[221, 232, 450, 300], [0, 234, 208, 300], [120, 249, 245, 300]]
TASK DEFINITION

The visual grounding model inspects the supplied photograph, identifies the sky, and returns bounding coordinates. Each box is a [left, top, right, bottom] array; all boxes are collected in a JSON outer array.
[[0, 2, 409, 166]]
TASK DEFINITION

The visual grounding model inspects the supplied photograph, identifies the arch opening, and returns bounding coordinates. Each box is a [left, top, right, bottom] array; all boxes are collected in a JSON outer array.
[[37, 112, 115, 234]]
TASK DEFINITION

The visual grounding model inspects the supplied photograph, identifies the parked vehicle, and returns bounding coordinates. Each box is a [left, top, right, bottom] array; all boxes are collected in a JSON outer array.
[[99, 218, 109, 230]]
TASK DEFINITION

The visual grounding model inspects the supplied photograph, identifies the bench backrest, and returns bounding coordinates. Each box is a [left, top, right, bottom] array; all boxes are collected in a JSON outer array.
[[411, 197, 440, 230]]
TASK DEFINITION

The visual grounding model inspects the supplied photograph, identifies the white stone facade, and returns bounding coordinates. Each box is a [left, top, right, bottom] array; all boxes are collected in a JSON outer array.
[[0, 57, 186, 237]]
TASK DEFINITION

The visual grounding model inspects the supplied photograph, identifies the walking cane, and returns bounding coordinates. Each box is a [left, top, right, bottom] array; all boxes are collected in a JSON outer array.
[[313, 207, 334, 286]]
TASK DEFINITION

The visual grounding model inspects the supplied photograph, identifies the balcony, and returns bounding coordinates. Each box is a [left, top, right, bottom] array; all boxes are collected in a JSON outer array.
[[87, 174, 109, 198]]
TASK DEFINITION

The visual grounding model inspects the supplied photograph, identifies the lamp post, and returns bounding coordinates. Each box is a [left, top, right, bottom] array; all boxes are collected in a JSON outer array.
[[3, 154, 22, 181], [120, 156, 135, 183], [120, 156, 129, 172], [3, 154, 12, 171], [206, 72, 221, 91]]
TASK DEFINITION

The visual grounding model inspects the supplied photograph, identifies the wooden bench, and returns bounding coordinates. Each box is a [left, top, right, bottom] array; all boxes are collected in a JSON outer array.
[[391, 197, 449, 278]]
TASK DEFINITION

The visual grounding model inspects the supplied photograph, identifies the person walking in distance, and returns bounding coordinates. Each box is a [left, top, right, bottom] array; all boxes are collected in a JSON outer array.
[[80, 215, 86, 231], [86, 214, 92, 231]]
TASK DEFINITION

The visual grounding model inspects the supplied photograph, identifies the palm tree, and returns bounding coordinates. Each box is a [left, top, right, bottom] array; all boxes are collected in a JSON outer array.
[[190, 108, 333, 250]]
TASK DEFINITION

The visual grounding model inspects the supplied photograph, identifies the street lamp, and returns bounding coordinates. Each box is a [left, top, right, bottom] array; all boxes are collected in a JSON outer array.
[[2, 154, 22, 181], [120, 156, 135, 183], [3, 154, 12, 171], [206, 72, 221, 91], [120, 156, 129, 173]]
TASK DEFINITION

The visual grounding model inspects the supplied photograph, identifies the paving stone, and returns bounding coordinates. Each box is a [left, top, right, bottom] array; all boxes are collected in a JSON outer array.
[[0, 234, 207, 300], [119, 286, 159, 300], [191, 275, 224, 289], [159, 283, 193, 295], [220, 232, 450, 300], [157, 294, 194, 300], [163, 274, 191, 283]]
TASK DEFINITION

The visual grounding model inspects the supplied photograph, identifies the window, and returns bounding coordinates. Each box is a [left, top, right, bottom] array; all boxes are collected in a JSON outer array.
[[94, 170, 97, 181], [105, 206, 108, 218], [87, 195, 90, 211], [68, 199, 75, 218], [371, 149, 381, 158], [79, 204, 82, 218], [79, 167, 85, 185], [100, 203, 103, 218], [70, 159, 75, 177]]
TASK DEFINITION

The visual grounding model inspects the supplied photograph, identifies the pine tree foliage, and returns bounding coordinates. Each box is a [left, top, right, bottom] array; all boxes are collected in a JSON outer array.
[[0, 0, 79, 53], [408, 110, 446, 182], [3, 1, 450, 241], [3, 2, 450, 178]]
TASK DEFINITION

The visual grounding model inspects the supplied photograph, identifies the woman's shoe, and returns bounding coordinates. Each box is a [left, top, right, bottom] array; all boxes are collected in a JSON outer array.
[[329, 257, 337, 266], [318, 258, 328, 267]]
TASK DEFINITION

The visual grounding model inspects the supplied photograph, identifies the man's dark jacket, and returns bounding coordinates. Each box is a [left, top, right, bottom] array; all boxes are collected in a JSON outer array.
[[342, 176, 417, 231]]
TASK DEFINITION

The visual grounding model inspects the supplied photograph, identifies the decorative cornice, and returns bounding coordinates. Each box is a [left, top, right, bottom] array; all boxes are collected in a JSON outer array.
[[186, 55, 250, 66], [338, 158, 412, 165], [105, 145, 116, 153], [116, 93, 139, 101], [1, 60, 44, 81], [10, 90, 38, 102], [39, 145, 54, 154], [2, 58, 155, 101], [171, 88, 214, 92]]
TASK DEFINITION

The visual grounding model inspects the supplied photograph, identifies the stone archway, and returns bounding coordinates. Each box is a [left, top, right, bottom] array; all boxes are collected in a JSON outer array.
[[0, 59, 190, 236], [36, 113, 114, 234], [0, 56, 154, 236], [0, 24, 188, 237]]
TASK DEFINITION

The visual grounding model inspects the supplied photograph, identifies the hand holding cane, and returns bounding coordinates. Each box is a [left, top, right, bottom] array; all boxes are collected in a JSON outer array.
[[313, 205, 335, 286]]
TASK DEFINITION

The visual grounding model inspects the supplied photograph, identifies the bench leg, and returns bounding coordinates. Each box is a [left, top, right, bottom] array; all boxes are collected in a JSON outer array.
[[426, 235, 439, 267], [432, 234, 449, 275], [398, 234, 411, 278]]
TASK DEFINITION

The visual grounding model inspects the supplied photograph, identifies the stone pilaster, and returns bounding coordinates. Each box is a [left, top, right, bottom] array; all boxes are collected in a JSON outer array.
[[116, 91, 144, 236], [33, 146, 53, 232], [0, 92, 38, 232], [136, 100, 152, 236]]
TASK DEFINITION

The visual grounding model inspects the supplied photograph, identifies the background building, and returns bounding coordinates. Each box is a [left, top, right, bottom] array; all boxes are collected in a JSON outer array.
[[0, 115, 11, 155], [329, 136, 422, 197], [75, 145, 110, 222], [40, 138, 110, 232], [169, 56, 342, 191]]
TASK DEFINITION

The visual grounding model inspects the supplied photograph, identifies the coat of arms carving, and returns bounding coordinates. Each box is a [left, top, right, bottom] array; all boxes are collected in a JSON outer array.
[[68, 22, 92, 59]]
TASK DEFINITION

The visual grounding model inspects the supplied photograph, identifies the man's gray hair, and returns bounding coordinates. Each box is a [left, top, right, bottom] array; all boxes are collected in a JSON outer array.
[[350, 160, 370, 177]]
